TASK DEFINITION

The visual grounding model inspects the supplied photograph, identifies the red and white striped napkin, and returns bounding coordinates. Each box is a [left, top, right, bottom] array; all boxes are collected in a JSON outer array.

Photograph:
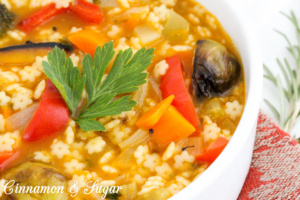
[[238, 111, 300, 199]]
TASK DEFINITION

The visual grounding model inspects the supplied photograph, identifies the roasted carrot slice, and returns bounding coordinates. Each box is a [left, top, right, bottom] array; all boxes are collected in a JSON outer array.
[[136, 95, 174, 128], [124, 18, 141, 30], [152, 105, 195, 147], [68, 30, 108, 56]]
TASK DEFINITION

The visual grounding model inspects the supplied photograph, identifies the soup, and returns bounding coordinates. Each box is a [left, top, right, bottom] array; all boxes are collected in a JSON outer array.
[[0, 0, 245, 199]]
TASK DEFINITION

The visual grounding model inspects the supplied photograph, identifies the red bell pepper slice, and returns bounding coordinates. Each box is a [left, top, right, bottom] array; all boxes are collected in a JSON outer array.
[[0, 151, 18, 171], [19, 3, 68, 32], [0, 152, 14, 164], [160, 54, 200, 133], [69, 0, 104, 24], [196, 137, 229, 163], [23, 80, 70, 141]]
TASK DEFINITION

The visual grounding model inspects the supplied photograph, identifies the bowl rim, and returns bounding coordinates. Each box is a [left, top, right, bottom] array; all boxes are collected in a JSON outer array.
[[169, 0, 263, 199]]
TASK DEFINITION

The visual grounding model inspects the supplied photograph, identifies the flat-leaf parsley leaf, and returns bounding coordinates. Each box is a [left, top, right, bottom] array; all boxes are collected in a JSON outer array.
[[42, 48, 86, 114], [42, 41, 154, 131]]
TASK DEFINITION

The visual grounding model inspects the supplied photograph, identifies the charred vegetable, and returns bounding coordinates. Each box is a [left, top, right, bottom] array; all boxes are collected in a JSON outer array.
[[0, 42, 73, 52], [0, 3, 15, 38], [1, 162, 68, 200], [192, 40, 241, 99], [0, 42, 73, 65]]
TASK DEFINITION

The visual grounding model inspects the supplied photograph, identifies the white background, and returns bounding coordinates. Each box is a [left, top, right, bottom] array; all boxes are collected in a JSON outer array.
[[259, 0, 300, 138], [226, 0, 300, 137]]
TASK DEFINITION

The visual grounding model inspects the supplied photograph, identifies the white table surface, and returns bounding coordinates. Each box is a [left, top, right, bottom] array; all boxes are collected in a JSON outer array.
[[259, 0, 300, 138]]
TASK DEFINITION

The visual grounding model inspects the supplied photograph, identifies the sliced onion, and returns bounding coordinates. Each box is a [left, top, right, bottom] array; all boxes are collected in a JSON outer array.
[[113, 6, 149, 23], [122, 182, 138, 200], [149, 77, 162, 100], [114, 147, 136, 169], [6, 103, 39, 132], [132, 80, 149, 108], [119, 129, 150, 150], [184, 136, 204, 156]]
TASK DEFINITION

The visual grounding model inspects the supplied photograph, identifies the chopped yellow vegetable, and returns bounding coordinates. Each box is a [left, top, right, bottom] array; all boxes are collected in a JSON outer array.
[[202, 98, 225, 119], [135, 95, 174, 128], [134, 25, 161, 45], [152, 105, 196, 147], [163, 10, 190, 44]]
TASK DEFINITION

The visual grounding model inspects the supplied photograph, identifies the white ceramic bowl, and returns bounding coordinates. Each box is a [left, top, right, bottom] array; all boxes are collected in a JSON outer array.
[[170, 0, 263, 199]]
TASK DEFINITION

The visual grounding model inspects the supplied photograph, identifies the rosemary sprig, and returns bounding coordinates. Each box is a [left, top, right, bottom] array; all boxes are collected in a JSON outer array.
[[264, 11, 300, 137]]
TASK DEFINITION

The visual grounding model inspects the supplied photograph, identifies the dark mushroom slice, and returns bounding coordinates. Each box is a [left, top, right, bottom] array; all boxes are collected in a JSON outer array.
[[0, 42, 73, 65], [192, 39, 241, 100], [1, 162, 68, 200]]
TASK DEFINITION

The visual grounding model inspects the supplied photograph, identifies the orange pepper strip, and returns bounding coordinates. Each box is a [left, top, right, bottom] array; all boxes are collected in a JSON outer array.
[[196, 137, 229, 163], [152, 105, 196, 147], [68, 30, 108, 56], [136, 95, 174, 128]]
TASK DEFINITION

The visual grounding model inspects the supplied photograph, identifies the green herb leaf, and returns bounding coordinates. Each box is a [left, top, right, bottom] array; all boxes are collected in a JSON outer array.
[[264, 99, 280, 119], [42, 47, 86, 114], [105, 191, 122, 200], [79, 95, 136, 120], [83, 42, 115, 104], [77, 43, 154, 131], [43, 42, 154, 132], [76, 119, 105, 132], [99, 47, 154, 97]]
